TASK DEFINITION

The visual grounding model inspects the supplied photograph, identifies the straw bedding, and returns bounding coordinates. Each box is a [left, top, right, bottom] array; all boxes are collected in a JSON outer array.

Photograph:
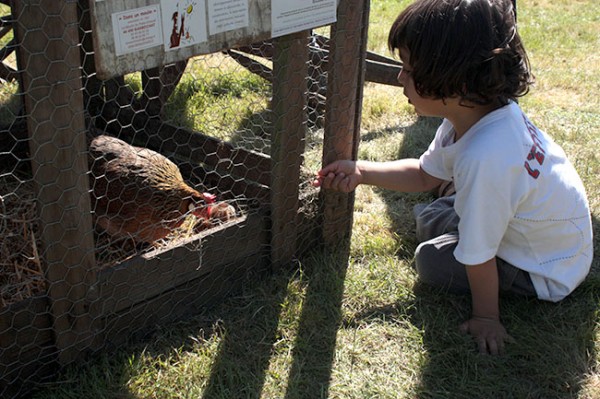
[[0, 172, 239, 308]]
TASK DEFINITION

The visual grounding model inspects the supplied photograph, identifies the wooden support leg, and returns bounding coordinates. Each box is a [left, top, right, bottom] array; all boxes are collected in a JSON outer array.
[[321, 0, 370, 250], [14, 0, 97, 365], [270, 31, 310, 269]]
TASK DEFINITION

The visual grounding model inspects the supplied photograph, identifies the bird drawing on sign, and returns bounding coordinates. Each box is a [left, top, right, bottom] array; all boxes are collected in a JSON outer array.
[[170, 11, 185, 48]]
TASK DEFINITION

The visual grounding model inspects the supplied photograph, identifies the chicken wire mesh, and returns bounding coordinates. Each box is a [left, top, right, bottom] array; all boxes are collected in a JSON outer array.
[[0, 0, 369, 396]]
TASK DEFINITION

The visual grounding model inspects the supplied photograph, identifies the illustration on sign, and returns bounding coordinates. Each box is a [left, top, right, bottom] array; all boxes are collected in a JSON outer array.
[[161, 0, 208, 50], [207, 0, 249, 35], [271, 0, 337, 38], [111, 5, 163, 56]]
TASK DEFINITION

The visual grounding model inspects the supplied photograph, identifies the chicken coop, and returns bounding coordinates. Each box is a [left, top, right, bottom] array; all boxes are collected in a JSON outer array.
[[0, 0, 401, 396]]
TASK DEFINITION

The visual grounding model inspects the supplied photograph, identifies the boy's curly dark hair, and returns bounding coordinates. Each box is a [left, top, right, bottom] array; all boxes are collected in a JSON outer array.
[[388, 0, 534, 106]]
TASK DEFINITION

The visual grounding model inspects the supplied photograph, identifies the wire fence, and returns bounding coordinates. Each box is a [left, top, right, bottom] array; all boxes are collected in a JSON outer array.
[[0, 0, 384, 396]]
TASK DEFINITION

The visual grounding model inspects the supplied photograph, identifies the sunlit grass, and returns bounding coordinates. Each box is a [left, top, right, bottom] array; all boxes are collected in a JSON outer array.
[[25, 0, 600, 398]]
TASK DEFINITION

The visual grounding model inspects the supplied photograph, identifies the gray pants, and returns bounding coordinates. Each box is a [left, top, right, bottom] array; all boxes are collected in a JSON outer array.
[[414, 196, 536, 297]]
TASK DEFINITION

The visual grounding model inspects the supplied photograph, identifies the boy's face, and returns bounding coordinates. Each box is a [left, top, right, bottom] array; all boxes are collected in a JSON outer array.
[[397, 48, 447, 118]]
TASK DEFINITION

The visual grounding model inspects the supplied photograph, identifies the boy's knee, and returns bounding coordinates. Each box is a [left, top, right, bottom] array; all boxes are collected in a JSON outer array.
[[414, 210, 430, 243], [414, 233, 468, 293], [414, 241, 440, 285], [413, 197, 459, 243]]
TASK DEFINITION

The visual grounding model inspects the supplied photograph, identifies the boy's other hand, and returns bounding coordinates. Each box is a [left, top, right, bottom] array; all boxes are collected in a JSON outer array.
[[459, 317, 514, 355], [312, 160, 362, 193]]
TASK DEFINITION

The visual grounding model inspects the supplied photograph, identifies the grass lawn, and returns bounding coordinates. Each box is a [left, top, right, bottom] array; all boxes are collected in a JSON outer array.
[[30, 0, 599, 398]]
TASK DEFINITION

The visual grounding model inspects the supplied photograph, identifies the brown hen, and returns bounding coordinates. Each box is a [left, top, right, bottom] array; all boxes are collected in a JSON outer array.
[[88, 134, 235, 245]]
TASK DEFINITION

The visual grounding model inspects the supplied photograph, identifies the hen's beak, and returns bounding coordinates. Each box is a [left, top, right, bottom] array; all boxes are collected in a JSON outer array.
[[190, 203, 213, 218]]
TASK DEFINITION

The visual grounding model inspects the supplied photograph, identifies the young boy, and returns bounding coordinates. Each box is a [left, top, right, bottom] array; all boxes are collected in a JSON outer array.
[[313, 0, 593, 355]]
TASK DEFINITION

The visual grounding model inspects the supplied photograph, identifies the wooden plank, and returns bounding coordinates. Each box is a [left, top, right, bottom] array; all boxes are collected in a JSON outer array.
[[269, 31, 309, 268], [226, 48, 327, 116], [235, 34, 401, 65], [14, 0, 98, 365], [320, 0, 370, 247], [0, 296, 57, 399], [0, 344, 58, 399], [227, 49, 274, 82], [312, 33, 402, 67], [98, 109, 272, 187], [0, 37, 15, 60], [93, 212, 268, 315], [0, 296, 53, 356], [365, 59, 402, 87], [89, 0, 273, 79], [234, 38, 401, 89], [178, 161, 271, 204], [308, 47, 401, 89], [98, 250, 266, 349], [140, 60, 188, 117]]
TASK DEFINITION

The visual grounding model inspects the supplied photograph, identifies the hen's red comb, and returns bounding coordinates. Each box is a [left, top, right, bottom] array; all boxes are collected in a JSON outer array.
[[202, 192, 216, 204]]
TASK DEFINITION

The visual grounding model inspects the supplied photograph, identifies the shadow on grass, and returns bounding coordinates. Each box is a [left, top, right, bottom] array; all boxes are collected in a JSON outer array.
[[31, 247, 347, 399], [377, 116, 600, 398], [198, 249, 348, 399], [282, 251, 349, 399]]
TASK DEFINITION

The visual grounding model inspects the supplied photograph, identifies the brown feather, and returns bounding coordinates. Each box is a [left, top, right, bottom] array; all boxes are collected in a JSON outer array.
[[89, 135, 209, 244]]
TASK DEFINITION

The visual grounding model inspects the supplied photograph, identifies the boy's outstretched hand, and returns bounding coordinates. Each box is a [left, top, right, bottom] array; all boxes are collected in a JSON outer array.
[[312, 160, 362, 193], [459, 316, 514, 355]]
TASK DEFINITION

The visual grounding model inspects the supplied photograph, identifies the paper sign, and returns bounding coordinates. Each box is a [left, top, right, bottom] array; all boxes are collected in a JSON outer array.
[[207, 0, 249, 35], [161, 0, 208, 50], [271, 0, 337, 38], [112, 5, 163, 56]]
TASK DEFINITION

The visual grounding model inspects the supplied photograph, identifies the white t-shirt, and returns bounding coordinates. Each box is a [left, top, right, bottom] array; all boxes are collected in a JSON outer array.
[[419, 101, 593, 302]]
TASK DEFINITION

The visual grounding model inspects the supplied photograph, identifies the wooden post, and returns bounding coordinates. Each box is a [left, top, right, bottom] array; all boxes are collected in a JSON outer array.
[[141, 60, 188, 117], [321, 0, 370, 248], [270, 31, 310, 269], [14, 0, 97, 365]]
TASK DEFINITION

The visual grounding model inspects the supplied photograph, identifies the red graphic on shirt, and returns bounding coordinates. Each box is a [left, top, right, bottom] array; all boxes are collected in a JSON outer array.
[[522, 114, 546, 179]]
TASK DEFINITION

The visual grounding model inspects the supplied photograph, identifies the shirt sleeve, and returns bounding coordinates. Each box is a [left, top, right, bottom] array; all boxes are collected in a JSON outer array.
[[419, 120, 454, 181]]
